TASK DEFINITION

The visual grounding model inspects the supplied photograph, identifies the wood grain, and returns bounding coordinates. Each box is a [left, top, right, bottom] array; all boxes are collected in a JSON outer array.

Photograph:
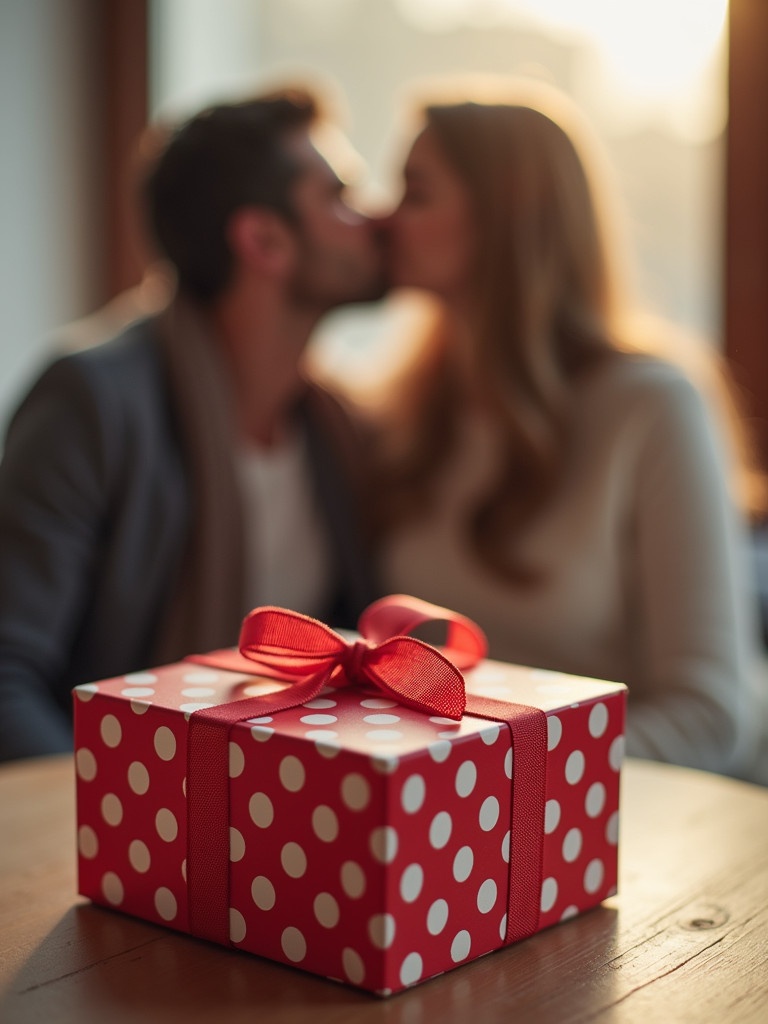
[[1, 755, 767, 1023]]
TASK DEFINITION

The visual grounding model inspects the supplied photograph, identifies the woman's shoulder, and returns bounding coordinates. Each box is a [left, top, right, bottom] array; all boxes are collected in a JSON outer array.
[[589, 348, 698, 389], [578, 349, 705, 419]]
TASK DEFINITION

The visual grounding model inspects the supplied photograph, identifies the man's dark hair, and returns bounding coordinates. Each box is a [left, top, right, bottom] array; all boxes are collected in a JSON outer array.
[[143, 88, 318, 303]]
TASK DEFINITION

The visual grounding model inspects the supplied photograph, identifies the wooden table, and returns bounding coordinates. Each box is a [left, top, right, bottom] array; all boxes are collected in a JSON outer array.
[[1, 755, 767, 1024]]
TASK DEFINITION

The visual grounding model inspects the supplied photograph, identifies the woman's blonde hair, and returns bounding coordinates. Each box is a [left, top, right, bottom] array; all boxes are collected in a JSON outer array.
[[373, 78, 763, 580]]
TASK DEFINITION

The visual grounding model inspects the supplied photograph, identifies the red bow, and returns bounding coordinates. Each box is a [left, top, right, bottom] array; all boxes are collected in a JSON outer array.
[[233, 594, 487, 720]]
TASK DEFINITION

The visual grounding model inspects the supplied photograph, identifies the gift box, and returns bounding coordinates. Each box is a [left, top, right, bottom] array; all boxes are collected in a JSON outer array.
[[73, 597, 626, 996]]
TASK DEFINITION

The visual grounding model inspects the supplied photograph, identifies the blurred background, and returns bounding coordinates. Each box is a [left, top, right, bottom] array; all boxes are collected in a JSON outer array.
[[0, 0, 766, 470]]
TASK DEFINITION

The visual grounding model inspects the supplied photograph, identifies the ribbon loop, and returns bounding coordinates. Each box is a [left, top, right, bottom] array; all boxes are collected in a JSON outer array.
[[238, 605, 346, 680], [359, 594, 488, 670]]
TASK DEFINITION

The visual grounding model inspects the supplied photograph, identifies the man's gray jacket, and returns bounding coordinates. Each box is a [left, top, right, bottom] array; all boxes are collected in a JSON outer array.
[[0, 311, 376, 760]]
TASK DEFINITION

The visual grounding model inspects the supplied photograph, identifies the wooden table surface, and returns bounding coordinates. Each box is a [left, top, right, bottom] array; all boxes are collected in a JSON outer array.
[[1, 754, 767, 1024]]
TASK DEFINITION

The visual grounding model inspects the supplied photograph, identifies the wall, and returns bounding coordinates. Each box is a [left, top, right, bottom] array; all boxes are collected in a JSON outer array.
[[0, 0, 103, 432]]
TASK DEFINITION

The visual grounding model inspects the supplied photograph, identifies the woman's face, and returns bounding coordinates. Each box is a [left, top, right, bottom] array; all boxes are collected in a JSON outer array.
[[386, 127, 476, 301]]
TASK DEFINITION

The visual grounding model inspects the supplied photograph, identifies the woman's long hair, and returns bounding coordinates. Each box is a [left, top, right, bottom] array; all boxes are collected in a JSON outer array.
[[372, 82, 763, 582]]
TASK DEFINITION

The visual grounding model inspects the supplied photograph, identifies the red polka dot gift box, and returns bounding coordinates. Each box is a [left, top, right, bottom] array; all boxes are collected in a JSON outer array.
[[73, 597, 626, 996]]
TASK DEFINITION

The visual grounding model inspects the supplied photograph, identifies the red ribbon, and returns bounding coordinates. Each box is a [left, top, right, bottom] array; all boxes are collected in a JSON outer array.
[[184, 595, 546, 952]]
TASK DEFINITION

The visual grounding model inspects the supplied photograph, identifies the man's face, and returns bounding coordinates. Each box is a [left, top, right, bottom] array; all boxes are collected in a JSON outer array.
[[283, 128, 386, 311]]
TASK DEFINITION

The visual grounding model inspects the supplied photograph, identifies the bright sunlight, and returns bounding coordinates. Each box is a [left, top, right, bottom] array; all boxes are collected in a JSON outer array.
[[398, 0, 729, 138]]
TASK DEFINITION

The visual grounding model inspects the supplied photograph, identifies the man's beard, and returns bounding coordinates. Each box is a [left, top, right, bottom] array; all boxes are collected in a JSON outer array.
[[287, 240, 389, 313]]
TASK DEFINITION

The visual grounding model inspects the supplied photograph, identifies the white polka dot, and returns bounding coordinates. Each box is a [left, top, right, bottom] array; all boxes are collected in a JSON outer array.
[[586, 782, 606, 818], [76, 748, 97, 782], [123, 688, 155, 699], [540, 877, 558, 913], [100, 715, 122, 748], [561, 905, 579, 921], [229, 742, 245, 778], [504, 746, 513, 779], [453, 846, 474, 882], [368, 913, 396, 949], [154, 726, 176, 761], [124, 672, 157, 685], [230, 827, 245, 862], [130, 700, 152, 715], [361, 698, 398, 708], [127, 761, 150, 795], [428, 740, 451, 763], [479, 796, 500, 831], [341, 773, 370, 811], [341, 861, 366, 899], [562, 828, 583, 863], [451, 930, 471, 962], [314, 892, 340, 929], [399, 952, 423, 986], [249, 793, 274, 828], [545, 799, 561, 834], [102, 872, 124, 905], [455, 760, 477, 797], [183, 670, 219, 684], [247, 716, 273, 724], [101, 793, 123, 826], [370, 826, 398, 864], [182, 687, 217, 699], [370, 755, 399, 773], [181, 702, 216, 715], [305, 728, 339, 741], [251, 875, 276, 910], [547, 716, 562, 750], [400, 863, 424, 903], [75, 683, 98, 701], [584, 859, 605, 894], [129, 839, 151, 873], [279, 755, 305, 792], [229, 908, 247, 943], [429, 716, 456, 725], [303, 698, 337, 709], [565, 750, 585, 785], [250, 725, 274, 742], [477, 879, 497, 913], [300, 714, 338, 726], [609, 735, 625, 772], [155, 808, 178, 842], [430, 811, 452, 849], [606, 811, 620, 845], [427, 899, 449, 935], [365, 730, 404, 743], [589, 702, 609, 738], [181, 859, 187, 881], [242, 683, 279, 697], [313, 735, 341, 757], [281, 927, 307, 963], [363, 714, 401, 726], [499, 914, 508, 941], [480, 723, 501, 745], [501, 831, 510, 863], [281, 842, 307, 878], [78, 825, 98, 859], [401, 774, 426, 814], [312, 804, 339, 842], [342, 947, 365, 985]]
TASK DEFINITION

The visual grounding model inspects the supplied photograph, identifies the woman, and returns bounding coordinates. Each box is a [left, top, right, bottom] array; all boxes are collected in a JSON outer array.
[[369, 79, 766, 779]]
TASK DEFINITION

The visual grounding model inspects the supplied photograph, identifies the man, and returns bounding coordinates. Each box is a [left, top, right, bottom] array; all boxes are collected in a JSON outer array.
[[0, 88, 385, 761]]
